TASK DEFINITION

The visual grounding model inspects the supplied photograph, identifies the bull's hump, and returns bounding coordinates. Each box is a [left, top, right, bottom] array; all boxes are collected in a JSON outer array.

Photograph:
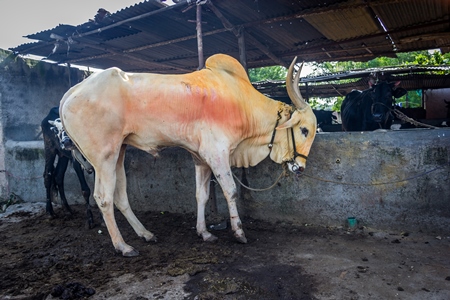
[[103, 67, 129, 81], [205, 54, 249, 84]]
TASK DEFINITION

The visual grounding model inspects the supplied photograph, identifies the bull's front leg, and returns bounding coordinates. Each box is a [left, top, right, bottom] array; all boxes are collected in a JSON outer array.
[[193, 160, 217, 242], [203, 153, 247, 244], [215, 170, 247, 243]]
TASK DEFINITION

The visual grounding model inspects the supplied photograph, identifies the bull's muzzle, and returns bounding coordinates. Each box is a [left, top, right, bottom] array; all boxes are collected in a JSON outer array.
[[288, 162, 305, 175], [372, 113, 384, 123]]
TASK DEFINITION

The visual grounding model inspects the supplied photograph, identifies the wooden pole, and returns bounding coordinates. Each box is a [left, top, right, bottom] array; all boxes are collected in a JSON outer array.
[[237, 26, 247, 72], [196, 4, 204, 70], [66, 63, 72, 88]]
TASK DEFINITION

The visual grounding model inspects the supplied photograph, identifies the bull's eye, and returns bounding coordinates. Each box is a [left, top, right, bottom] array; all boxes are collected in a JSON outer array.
[[301, 127, 309, 137]]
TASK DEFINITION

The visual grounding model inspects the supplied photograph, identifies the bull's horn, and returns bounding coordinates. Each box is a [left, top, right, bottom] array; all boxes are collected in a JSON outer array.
[[286, 56, 307, 110]]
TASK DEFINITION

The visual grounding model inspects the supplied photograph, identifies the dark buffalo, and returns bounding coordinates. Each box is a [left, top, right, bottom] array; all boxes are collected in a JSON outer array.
[[445, 99, 450, 119], [313, 109, 340, 132], [341, 81, 407, 131], [313, 109, 333, 128], [42, 106, 94, 228]]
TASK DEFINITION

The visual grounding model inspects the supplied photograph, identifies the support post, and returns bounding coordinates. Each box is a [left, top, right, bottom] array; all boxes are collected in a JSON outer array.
[[196, 4, 204, 70], [66, 63, 72, 88], [237, 26, 247, 72], [305, 82, 310, 102]]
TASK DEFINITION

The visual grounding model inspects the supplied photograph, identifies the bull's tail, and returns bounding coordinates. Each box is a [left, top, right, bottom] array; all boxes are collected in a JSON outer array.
[[72, 149, 94, 174], [59, 99, 96, 174]]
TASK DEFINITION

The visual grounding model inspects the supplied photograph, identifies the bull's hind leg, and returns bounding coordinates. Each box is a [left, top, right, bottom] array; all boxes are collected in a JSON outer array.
[[193, 160, 217, 242], [114, 145, 156, 245], [93, 158, 137, 257]]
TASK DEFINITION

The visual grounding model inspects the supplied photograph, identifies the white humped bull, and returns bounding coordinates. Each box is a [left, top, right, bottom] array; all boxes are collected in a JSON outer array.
[[60, 54, 317, 256]]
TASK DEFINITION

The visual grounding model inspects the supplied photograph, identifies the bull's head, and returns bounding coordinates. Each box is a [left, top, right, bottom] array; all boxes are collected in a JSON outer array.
[[272, 57, 317, 175], [370, 81, 407, 124]]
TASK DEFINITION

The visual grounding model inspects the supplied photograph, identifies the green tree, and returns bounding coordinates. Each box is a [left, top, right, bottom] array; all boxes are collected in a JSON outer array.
[[311, 50, 449, 75], [248, 65, 287, 82]]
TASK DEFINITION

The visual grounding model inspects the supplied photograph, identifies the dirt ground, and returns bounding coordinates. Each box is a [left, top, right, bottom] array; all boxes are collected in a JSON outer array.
[[0, 203, 449, 300]]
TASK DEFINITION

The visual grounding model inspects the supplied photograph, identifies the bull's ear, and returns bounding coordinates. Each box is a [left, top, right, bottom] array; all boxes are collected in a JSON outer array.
[[276, 110, 303, 130], [393, 87, 407, 98]]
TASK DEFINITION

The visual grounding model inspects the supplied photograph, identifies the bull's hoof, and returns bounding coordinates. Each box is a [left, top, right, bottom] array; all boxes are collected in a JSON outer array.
[[142, 235, 157, 243], [141, 231, 157, 242], [235, 234, 247, 244], [204, 235, 218, 242], [200, 231, 218, 242], [63, 210, 74, 218], [122, 248, 140, 257], [47, 212, 57, 219], [115, 244, 140, 257]]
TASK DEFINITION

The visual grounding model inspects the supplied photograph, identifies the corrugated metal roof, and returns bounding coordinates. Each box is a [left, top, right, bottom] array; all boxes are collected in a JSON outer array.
[[9, 0, 450, 74]]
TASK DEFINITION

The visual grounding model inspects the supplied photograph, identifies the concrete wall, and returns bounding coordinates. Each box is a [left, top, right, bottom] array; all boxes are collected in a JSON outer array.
[[1, 52, 449, 233], [121, 129, 450, 233], [3, 128, 448, 233], [0, 50, 90, 200], [0, 50, 89, 141]]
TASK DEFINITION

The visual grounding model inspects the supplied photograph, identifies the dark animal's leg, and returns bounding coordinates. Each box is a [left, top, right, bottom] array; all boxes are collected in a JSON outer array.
[[73, 159, 94, 229], [54, 156, 73, 215], [44, 151, 57, 217]]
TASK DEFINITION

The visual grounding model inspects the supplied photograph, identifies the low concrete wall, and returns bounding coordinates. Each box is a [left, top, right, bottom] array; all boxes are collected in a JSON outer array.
[[3, 140, 95, 204], [4, 129, 449, 233], [0, 50, 91, 202]]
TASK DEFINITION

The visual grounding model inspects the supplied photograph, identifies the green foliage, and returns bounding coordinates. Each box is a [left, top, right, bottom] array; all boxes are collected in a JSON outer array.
[[308, 96, 344, 111], [311, 50, 450, 75], [0, 49, 14, 65], [396, 90, 422, 108], [412, 50, 448, 65], [248, 65, 287, 82]]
